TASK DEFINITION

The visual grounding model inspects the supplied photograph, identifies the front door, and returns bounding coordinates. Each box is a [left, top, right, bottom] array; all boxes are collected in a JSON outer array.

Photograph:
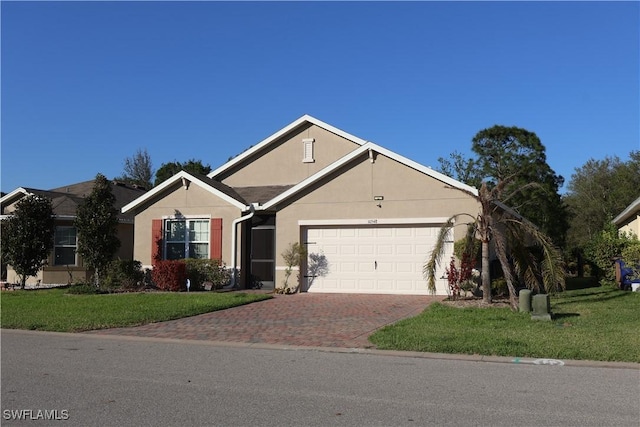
[[250, 226, 275, 289]]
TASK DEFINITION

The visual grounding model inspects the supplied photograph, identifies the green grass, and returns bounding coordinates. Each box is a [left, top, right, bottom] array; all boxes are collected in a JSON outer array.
[[369, 286, 640, 363], [1, 288, 272, 332]]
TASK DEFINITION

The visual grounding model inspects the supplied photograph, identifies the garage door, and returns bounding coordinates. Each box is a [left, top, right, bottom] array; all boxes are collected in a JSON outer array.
[[304, 225, 452, 295]]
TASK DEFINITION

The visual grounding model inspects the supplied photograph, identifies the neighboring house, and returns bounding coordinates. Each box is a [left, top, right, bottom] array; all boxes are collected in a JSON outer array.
[[613, 196, 640, 237], [0, 180, 146, 285], [123, 115, 480, 295]]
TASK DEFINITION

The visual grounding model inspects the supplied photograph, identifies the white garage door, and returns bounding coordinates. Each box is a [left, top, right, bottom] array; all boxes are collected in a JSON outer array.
[[304, 225, 452, 295]]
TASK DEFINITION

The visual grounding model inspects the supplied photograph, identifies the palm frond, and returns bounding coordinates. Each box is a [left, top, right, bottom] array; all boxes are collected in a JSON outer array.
[[423, 214, 475, 294]]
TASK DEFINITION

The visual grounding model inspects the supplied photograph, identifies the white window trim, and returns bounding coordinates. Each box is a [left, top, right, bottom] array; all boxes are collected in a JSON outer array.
[[302, 138, 315, 163]]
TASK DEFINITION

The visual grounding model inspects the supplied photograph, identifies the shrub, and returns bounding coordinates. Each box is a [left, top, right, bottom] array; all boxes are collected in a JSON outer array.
[[491, 278, 508, 297], [584, 222, 637, 282], [102, 259, 145, 291], [151, 260, 187, 291], [66, 282, 104, 295], [183, 258, 231, 291], [276, 242, 307, 294]]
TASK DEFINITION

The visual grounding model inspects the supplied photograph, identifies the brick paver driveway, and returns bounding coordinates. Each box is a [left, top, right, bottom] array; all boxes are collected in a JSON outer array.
[[91, 293, 442, 348]]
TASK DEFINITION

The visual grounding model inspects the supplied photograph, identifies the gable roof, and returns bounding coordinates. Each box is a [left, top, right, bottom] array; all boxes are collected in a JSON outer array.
[[613, 196, 640, 225], [0, 180, 147, 221], [207, 114, 369, 180], [121, 170, 248, 213], [260, 142, 479, 210]]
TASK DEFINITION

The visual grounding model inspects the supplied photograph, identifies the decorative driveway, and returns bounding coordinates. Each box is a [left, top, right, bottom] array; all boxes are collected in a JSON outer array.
[[89, 293, 442, 348]]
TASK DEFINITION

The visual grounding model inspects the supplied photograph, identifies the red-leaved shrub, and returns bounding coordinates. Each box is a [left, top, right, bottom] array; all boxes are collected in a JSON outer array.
[[151, 260, 187, 291]]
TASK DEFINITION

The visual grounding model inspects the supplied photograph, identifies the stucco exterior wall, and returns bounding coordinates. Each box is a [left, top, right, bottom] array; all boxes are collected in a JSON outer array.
[[5, 221, 134, 286], [131, 181, 243, 268], [272, 153, 479, 287], [219, 124, 361, 187], [618, 215, 640, 238]]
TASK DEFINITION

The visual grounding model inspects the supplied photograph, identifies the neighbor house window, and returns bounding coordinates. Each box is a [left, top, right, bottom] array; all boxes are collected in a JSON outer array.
[[302, 138, 315, 163], [164, 219, 209, 260], [54, 226, 77, 266]]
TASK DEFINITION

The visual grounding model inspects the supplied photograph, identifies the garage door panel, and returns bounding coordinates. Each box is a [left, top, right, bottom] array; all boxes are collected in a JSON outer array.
[[305, 225, 451, 295]]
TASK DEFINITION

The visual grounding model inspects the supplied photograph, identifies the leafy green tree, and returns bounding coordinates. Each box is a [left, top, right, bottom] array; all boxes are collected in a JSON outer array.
[[1, 195, 55, 288], [564, 151, 640, 250], [75, 174, 120, 287], [116, 148, 154, 189], [427, 126, 566, 310], [154, 159, 212, 186], [437, 126, 568, 247]]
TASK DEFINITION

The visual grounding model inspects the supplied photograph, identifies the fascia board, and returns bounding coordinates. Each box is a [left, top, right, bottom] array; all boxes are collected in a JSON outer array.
[[613, 196, 640, 225], [121, 171, 246, 213], [207, 115, 368, 180], [0, 187, 32, 206]]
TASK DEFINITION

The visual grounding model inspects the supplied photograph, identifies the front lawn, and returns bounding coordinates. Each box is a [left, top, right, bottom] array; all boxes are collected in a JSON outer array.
[[0, 288, 272, 332], [369, 286, 640, 363]]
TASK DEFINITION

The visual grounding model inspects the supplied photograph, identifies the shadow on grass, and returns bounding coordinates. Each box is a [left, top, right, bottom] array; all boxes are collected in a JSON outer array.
[[553, 289, 633, 306], [552, 312, 580, 320]]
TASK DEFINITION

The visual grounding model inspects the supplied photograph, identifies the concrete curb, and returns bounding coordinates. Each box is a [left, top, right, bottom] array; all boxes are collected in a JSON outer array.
[[3, 328, 638, 370]]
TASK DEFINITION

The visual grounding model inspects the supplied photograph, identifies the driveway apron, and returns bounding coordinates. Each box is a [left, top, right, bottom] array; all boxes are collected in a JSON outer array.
[[89, 293, 442, 348]]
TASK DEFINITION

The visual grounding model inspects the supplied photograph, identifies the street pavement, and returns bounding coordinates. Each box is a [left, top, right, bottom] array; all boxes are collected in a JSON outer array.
[[2, 329, 639, 426]]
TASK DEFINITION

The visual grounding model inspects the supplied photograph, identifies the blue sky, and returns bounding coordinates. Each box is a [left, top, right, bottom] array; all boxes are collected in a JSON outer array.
[[2, 1, 638, 194]]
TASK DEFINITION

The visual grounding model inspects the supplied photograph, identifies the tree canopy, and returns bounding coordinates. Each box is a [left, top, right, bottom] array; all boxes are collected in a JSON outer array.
[[154, 159, 212, 186], [564, 151, 640, 250], [1, 194, 55, 288], [74, 174, 120, 286], [437, 125, 568, 247]]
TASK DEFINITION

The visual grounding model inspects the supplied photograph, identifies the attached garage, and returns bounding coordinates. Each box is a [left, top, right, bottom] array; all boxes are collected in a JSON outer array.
[[302, 220, 453, 295]]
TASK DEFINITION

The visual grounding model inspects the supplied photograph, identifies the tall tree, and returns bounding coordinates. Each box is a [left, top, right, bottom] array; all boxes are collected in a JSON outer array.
[[154, 159, 212, 186], [75, 174, 120, 287], [437, 126, 568, 247], [427, 126, 566, 309], [117, 148, 154, 189], [564, 151, 640, 250], [1, 195, 55, 288]]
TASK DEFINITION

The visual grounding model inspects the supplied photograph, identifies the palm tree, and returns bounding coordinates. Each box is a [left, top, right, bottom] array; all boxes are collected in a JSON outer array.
[[424, 182, 565, 310]]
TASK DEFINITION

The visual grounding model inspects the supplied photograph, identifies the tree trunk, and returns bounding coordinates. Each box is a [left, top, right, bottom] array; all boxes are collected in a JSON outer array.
[[481, 240, 492, 304]]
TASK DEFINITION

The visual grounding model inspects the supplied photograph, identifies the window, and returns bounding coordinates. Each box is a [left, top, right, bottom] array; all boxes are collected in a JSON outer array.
[[164, 219, 209, 260], [54, 226, 77, 266], [302, 138, 315, 163]]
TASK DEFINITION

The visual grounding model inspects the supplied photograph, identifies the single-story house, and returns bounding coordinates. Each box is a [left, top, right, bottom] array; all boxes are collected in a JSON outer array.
[[613, 196, 640, 237], [122, 115, 481, 295], [0, 180, 146, 285]]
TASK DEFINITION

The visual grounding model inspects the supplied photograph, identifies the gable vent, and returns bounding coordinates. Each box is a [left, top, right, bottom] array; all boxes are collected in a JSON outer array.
[[302, 138, 315, 163]]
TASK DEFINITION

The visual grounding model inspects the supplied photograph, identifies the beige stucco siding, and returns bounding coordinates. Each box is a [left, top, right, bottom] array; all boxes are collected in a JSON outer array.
[[618, 215, 640, 238], [131, 182, 243, 267], [220, 124, 361, 187], [272, 153, 479, 287]]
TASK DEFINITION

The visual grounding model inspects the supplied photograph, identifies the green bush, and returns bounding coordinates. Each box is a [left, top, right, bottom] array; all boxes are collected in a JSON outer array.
[[491, 277, 508, 297], [66, 282, 103, 295], [102, 259, 145, 291], [584, 222, 636, 281], [183, 258, 231, 291]]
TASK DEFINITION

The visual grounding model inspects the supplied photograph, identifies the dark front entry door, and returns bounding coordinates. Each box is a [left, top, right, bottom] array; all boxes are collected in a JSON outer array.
[[251, 226, 275, 289]]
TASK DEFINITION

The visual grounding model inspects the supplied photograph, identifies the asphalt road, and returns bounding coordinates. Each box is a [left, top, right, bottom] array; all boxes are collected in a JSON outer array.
[[2, 330, 638, 426]]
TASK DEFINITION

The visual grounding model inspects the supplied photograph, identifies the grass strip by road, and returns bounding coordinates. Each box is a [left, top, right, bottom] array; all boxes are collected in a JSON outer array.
[[369, 286, 640, 363], [1, 288, 272, 332]]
